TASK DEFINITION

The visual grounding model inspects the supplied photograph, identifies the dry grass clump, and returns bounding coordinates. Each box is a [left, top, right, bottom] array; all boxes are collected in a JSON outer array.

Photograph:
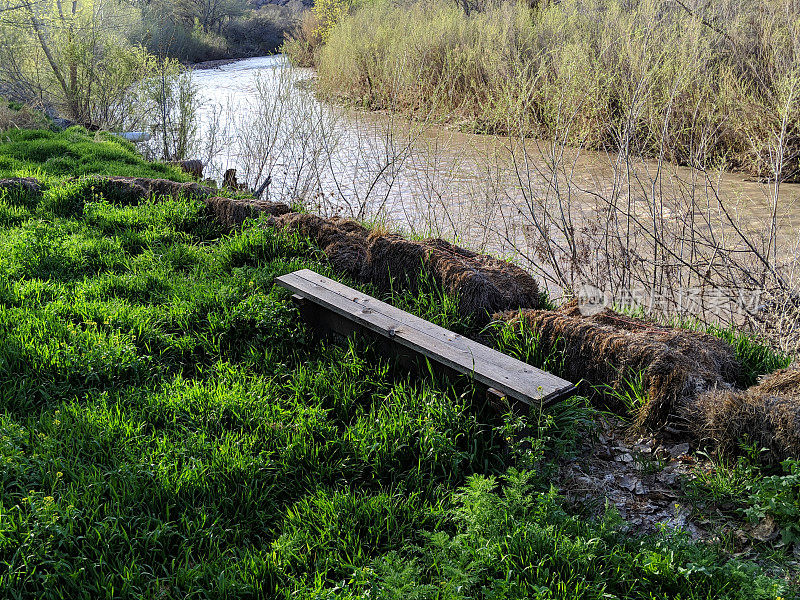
[[274, 212, 543, 319], [691, 368, 800, 463], [497, 305, 740, 430], [205, 196, 290, 231], [0, 104, 48, 131]]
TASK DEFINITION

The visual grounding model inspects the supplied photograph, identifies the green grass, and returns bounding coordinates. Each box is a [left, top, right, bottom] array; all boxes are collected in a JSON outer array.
[[0, 136, 792, 598], [702, 324, 793, 388], [0, 128, 187, 181]]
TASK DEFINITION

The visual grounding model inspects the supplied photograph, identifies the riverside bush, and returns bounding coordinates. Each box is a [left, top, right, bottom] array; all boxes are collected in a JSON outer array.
[[312, 0, 800, 179]]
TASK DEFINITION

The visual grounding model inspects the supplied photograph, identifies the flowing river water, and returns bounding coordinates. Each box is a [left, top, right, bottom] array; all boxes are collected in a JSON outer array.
[[192, 55, 800, 301]]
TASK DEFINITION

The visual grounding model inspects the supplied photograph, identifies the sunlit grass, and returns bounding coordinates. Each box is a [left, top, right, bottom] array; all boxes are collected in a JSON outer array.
[[0, 128, 187, 180], [0, 143, 790, 597]]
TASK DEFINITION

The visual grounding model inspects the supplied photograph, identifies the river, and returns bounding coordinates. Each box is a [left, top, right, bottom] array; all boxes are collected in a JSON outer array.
[[192, 55, 800, 306]]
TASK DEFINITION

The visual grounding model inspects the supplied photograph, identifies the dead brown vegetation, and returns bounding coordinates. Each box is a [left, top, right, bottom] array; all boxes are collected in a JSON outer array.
[[169, 159, 204, 179], [93, 176, 215, 204], [497, 305, 741, 430], [91, 176, 293, 229], [0, 105, 48, 131], [691, 367, 800, 463], [273, 212, 543, 319], [205, 196, 290, 230]]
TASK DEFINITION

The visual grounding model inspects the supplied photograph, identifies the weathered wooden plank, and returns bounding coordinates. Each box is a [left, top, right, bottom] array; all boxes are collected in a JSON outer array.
[[276, 269, 574, 405]]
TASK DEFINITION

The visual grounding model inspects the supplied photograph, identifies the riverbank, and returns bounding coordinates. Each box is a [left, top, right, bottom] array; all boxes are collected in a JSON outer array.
[[291, 0, 800, 182], [187, 58, 243, 71], [0, 129, 797, 596]]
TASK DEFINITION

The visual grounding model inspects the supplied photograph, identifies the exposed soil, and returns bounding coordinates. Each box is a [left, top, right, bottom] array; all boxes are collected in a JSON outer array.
[[558, 415, 798, 564]]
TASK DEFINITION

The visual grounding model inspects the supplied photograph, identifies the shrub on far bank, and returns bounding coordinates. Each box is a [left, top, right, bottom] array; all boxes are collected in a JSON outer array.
[[224, 5, 302, 57], [135, 20, 231, 64], [311, 0, 800, 180], [135, 3, 304, 63], [283, 10, 323, 67]]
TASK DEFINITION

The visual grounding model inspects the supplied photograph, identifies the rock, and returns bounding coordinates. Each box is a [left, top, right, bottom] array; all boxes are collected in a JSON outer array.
[[657, 470, 679, 486], [618, 475, 637, 492], [51, 117, 76, 130], [668, 443, 690, 458]]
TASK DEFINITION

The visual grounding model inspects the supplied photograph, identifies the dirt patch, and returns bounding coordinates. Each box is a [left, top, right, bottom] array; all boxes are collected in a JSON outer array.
[[273, 212, 543, 319], [559, 415, 707, 536], [691, 367, 800, 463], [205, 196, 291, 231], [497, 306, 740, 430], [0, 177, 42, 199], [557, 415, 793, 558]]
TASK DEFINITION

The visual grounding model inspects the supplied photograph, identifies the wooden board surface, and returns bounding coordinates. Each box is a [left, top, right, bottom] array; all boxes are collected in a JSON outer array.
[[276, 269, 574, 405]]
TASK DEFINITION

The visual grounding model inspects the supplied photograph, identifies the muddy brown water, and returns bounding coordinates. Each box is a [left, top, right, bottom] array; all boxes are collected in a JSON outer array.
[[193, 55, 800, 275]]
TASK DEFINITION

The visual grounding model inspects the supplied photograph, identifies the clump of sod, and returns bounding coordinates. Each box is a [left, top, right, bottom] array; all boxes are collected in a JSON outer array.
[[494, 304, 741, 429], [275, 211, 543, 321], [693, 367, 800, 463]]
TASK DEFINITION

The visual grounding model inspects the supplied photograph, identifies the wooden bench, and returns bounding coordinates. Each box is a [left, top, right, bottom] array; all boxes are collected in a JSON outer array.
[[275, 269, 574, 406]]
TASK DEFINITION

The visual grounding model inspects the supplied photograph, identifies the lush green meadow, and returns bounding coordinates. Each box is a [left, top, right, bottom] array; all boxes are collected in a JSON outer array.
[[0, 131, 792, 598]]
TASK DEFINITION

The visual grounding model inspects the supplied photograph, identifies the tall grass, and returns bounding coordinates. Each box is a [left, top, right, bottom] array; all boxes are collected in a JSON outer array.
[[313, 0, 800, 179]]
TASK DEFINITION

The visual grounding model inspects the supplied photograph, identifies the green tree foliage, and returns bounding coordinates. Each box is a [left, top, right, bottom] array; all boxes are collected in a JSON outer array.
[[0, 0, 148, 124]]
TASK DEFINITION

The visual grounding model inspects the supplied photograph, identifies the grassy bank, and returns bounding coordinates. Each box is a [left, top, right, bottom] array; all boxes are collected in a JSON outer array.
[[298, 0, 800, 179], [0, 128, 189, 181], [0, 130, 795, 597]]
